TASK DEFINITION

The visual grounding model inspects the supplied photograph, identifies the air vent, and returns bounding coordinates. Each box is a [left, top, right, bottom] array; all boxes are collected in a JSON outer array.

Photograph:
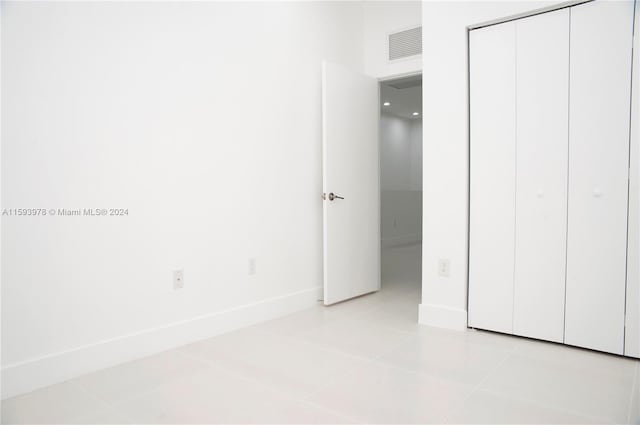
[[388, 26, 422, 61]]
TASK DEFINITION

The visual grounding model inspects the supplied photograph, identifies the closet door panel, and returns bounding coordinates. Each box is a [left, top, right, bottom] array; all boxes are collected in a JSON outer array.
[[513, 9, 570, 343], [565, 0, 634, 355], [625, 0, 640, 359], [468, 22, 516, 334]]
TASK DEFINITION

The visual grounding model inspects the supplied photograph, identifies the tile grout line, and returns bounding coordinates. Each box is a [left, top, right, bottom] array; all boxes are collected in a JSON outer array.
[[176, 337, 365, 423], [439, 342, 517, 424], [74, 348, 214, 424], [293, 326, 418, 423], [66, 379, 140, 425], [481, 387, 616, 424], [176, 328, 368, 423], [252, 286, 420, 340], [288, 323, 416, 368], [2, 252, 423, 425], [230, 291, 420, 365], [469, 344, 637, 424], [141, 284, 419, 423], [294, 399, 363, 424], [259, 292, 535, 409], [115, 348, 308, 423], [5, 267, 419, 425]]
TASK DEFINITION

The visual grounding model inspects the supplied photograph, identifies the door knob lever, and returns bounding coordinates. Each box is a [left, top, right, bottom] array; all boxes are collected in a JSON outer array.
[[327, 192, 344, 201]]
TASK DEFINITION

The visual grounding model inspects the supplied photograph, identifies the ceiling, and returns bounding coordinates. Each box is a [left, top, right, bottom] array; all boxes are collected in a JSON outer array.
[[380, 75, 422, 120]]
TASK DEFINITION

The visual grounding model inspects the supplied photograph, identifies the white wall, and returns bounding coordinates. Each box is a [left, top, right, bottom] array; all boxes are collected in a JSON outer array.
[[419, 1, 563, 329], [363, 1, 422, 78], [380, 114, 422, 247], [1, 1, 365, 398]]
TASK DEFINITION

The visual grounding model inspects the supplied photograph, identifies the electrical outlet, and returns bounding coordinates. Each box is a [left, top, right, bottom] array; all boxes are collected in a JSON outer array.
[[173, 269, 184, 290], [438, 259, 450, 277], [248, 258, 256, 275]]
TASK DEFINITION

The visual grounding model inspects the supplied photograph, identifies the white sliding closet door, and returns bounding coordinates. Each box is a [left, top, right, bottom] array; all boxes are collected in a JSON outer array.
[[565, 0, 634, 355], [468, 22, 516, 334], [512, 10, 569, 343]]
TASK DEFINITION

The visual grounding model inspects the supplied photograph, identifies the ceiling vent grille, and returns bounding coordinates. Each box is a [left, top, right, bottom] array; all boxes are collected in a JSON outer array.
[[388, 26, 422, 61]]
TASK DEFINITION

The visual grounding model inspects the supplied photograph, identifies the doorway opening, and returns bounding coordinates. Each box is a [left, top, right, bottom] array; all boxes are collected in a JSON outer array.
[[379, 74, 423, 312], [320, 62, 422, 322]]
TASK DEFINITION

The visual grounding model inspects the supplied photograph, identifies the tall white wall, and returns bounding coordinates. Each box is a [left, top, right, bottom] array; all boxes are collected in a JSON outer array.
[[1, 1, 365, 398], [419, 1, 561, 329], [380, 114, 422, 247], [363, 1, 422, 78]]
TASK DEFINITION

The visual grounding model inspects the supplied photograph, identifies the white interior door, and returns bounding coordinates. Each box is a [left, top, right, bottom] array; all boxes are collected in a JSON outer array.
[[513, 9, 569, 343], [468, 21, 517, 334], [565, 0, 634, 355], [322, 61, 380, 305]]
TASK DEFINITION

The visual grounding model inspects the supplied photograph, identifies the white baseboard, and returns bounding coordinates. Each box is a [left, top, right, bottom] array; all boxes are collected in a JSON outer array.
[[1, 287, 322, 400], [418, 303, 468, 330], [381, 234, 421, 249]]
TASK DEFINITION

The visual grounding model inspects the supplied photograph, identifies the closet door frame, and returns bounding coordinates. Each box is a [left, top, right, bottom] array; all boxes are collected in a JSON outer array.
[[466, 0, 639, 358]]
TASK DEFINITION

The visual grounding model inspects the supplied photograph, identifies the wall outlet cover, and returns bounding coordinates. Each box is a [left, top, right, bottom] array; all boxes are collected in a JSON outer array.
[[173, 269, 184, 289], [438, 259, 450, 277]]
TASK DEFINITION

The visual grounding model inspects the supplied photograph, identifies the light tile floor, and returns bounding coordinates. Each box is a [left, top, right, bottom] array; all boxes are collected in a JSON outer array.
[[3, 244, 639, 424]]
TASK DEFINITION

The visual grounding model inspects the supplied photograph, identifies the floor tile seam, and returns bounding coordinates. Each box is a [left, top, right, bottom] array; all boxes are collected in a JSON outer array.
[[286, 398, 364, 424], [251, 303, 369, 332], [400, 329, 526, 353], [178, 325, 405, 382], [510, 344, 640, 372], [364, 330, 416, 363], [99, 351, 250, 414], [498, 348, 639, 393], [64, 379, 140, 425], [73, 348, 213, 411], [360, 318, 422, 336], [367, 346, 519, 391], [280, 316, 415, 363], [439, 346, 515, 424], [52, 285, 420, 424], [2, 379, 117, 425], [480, 387, 621, 424], [173, 341, 365, 412], [249, 288, 418, 335], [295, 331, 415, 401], [275, 306, 402, 341], [291, 331, 429, 424], [248, 322, 399, 358]]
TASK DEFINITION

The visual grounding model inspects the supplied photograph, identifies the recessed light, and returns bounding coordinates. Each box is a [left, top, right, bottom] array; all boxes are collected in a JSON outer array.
[[412, 112, 419, 116], [383, 102, 391, 106]]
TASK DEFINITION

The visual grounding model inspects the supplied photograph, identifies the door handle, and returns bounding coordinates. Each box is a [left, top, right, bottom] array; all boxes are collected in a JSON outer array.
[[326, 192, 344, 201]]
